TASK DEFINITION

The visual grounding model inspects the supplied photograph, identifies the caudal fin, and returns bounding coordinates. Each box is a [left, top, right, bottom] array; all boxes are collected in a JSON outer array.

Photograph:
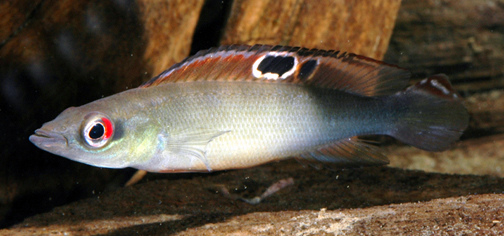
[[389, 74, 469, 151]]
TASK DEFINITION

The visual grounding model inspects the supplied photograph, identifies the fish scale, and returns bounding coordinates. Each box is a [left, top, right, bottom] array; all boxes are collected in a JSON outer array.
[[118, 81, 389, 171]]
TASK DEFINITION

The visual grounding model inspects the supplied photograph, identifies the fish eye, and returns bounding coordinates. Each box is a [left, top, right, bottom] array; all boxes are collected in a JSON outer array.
[[82, 113, 114, 148], [89, 123, 105, 139]]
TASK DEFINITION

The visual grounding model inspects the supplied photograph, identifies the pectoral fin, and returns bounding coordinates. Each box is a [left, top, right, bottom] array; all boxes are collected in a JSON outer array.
[[296, 137, 389, 170], [162, 128, 230, 172], [125, 170, 147, 186]]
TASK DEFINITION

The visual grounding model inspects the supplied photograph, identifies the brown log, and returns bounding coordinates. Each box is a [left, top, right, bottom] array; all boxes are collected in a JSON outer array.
[[177, 195, 504, 235], [4, 162, 504, 235], [221, 0, 402, 60], [385, 0, 504, 92], [5, 194, 504, 235], [0, 1, 42, 45], [137, 0, 205, 76], [387, 134, 504, 177], [465, 89, 504, 134]]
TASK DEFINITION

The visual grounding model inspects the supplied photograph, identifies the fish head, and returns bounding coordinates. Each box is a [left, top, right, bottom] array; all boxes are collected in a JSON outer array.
[[29, 106, 134, 168]]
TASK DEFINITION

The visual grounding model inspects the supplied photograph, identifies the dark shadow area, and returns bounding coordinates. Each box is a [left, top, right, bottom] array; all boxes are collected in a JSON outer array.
[[1, 0, 236, 228], [0, 0, 147, 228], [102, 214, 233, 236], [190, 0, 234, 54]]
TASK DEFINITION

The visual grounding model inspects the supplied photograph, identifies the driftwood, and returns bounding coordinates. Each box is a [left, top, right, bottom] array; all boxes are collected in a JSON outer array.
[[137, 0, 205, 76], [388, 134, 504, 177], [0, 0, 42, 46], [222, 0, 402, 60], [465, 90, 504, 135], [2, 164, 504, 235], [167, 194, 504, 235], [385, 0, 504, 92]]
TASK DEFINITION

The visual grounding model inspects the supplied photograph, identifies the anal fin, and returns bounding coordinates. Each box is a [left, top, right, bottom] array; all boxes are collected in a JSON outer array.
[[296, 137, 389, 170]]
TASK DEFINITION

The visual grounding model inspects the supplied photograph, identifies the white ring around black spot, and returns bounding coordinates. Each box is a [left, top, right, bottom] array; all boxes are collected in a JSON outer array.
[[251, 52, 298, 80]]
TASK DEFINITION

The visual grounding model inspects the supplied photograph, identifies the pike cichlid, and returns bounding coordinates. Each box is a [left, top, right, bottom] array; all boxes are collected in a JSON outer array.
[[30, 45, 469, 172]]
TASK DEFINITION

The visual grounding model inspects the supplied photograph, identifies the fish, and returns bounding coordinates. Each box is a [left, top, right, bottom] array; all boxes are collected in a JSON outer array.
[[29, 44, 469, 173]]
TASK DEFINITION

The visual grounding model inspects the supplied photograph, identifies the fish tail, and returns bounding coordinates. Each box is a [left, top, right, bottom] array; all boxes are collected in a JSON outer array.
[[388, 74, 469, 151]]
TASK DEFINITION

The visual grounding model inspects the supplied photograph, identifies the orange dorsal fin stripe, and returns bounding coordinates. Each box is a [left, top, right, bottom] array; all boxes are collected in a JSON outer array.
[[140, 44, 410, 96]]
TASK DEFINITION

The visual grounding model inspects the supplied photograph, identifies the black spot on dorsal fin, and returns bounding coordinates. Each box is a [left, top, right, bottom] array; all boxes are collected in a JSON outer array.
[[297, 59, 318, 81], [256, 55, 296, 79], [140, 44, 411, 97]]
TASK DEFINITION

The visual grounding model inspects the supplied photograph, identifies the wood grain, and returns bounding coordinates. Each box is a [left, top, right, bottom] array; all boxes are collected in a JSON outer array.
[[137, 0, 205, 76], [221, 0, 402, 60], [385, 0, 504, 92], [0, 0, 42, 46]]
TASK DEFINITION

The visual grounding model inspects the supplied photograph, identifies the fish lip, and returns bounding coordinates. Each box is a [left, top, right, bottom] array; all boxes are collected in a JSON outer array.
[[29, 129, 68, 148]]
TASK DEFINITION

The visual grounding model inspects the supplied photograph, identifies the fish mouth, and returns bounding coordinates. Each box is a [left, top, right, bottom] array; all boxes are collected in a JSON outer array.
[[29, 129, 68, 148]]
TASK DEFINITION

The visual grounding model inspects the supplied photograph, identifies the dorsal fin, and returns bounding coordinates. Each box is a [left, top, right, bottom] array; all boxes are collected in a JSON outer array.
[[140, 44, 410, 96]]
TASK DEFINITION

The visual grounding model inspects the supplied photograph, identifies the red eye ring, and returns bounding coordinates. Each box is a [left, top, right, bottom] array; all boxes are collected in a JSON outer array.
[[101, 117, 113, 139]]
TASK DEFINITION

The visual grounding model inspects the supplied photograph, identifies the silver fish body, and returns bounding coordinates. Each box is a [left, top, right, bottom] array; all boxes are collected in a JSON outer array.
[[30, 45, 469, 172]]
